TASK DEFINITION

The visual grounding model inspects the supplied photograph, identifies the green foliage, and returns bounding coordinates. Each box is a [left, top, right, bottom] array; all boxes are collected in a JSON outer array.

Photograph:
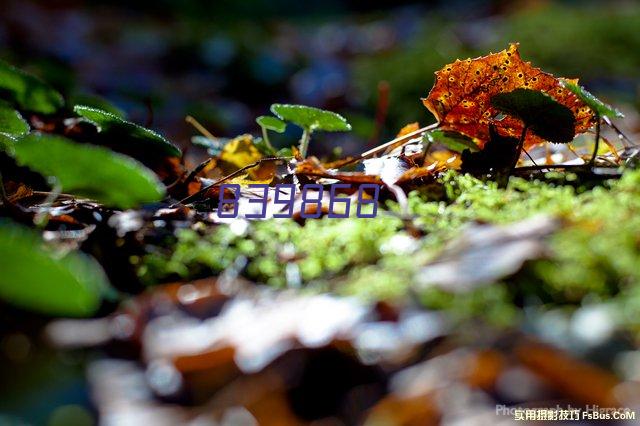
[[560, 79, 624, 119], [0, 101, 29, 137], [491, 89, 576, 143], [0, 60, 64, 114], [425, 130, 479, 153], [0, 220, 108, 316], [269, 103, 351, 157], [256, 115, 286, 133], [270, 104, 351, 132], [139, 214, 404, 289], [12, 134, 166, 208], [69, 93, 127, 119], [74, 105, 182, 157], [0, 133, 16, 154]]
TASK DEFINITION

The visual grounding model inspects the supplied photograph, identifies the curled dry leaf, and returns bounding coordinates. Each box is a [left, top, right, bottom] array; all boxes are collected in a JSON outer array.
[[422, 43, 595, 148]]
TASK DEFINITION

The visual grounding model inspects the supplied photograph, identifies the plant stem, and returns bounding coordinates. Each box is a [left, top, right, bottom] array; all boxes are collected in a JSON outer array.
[[590, 113, 601, 167], [299, 128, 311, 158], [261, 126, 275, 153], [510, 126, 528, 174]]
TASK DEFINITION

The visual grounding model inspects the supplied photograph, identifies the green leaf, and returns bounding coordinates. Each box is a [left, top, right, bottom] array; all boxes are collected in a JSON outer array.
[[0, 220, 108, 316], [13, 134, 166, 208], [560, 79, 624, 119], [70, 93, 127, 119], [253, 137, 277, 156], [0, 101, 29, 137], [491, 88, 576, 143], [74, 105, 182, 157], [270, 104, 351, 132], [0, 133, 16, 155], [276, 147, 294, 157], [256, 115, 287, 133], [426, 130, 480, 153], [0, 60, 64, 114]]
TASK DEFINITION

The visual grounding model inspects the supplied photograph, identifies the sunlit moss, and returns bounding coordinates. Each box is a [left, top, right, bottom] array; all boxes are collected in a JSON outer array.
[[139, 169, 640, 332]]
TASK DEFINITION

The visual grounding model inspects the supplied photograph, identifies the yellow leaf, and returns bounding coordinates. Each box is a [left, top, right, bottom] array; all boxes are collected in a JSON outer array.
[[217, 134, 275, 182]]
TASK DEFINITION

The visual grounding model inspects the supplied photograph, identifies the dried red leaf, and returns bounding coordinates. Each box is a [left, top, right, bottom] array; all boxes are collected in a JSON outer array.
[[423, 43, 594, 148]]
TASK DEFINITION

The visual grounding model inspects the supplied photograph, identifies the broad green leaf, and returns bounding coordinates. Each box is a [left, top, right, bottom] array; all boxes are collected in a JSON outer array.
[[0, 101, 29, 137], [560, 79, 624, 120], [491, 89, 576, 143], [0, 220, 108, 316], [0, 133, 16, 154], [13, 134, 166, 208], [0, 60, 64, 114], [270, 104, 351, 132], [74, 105, 182, 157], [256, 115, 287, 133], [426, 130, 480, 153]]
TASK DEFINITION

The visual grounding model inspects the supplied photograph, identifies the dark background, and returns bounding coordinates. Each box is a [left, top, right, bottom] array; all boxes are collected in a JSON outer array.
[[1, 0, 638, 157]]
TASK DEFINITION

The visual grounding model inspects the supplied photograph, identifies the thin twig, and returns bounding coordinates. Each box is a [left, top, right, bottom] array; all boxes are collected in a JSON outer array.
[[167, 158, 214, 190], [515, 164, 589, 172], [174, 156, 290, 206], [185, 115, 217, 141], [335, 123, 439, 169], [600, 136, 621, 162], [360, 123, 438, 158], [603, 116, 633, 148], [522, 148, 538, 167]]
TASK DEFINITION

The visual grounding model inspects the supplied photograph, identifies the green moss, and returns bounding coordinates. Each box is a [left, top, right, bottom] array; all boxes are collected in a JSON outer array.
[[139, 169, 640, 334]]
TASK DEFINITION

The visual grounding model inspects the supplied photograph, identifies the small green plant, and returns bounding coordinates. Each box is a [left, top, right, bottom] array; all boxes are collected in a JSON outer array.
[[269, 104, 351, 158], [256, 115, 286, 153]]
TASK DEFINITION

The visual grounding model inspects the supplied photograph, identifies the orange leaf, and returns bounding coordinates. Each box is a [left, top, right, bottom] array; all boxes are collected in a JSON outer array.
[[422, 43, 594, 148]]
